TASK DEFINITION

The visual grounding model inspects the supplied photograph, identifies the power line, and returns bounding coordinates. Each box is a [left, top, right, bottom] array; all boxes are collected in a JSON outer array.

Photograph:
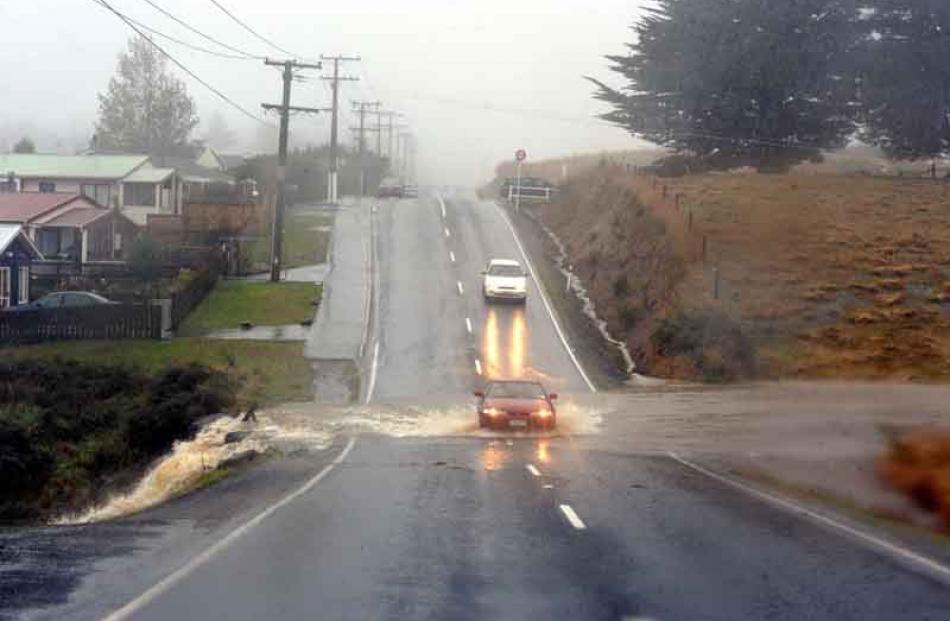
[[207, 0, 301, 59], [91, 0, 272, 126], [119, 11, 254, 60], [138, 0, 263, 59]]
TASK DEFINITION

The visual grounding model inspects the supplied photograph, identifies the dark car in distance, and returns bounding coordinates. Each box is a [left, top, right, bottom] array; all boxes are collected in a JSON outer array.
[[474, 380, 558, 430]]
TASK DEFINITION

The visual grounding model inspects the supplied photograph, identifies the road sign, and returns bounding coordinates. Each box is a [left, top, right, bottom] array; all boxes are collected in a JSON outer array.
[[515, 149, 527, 162]]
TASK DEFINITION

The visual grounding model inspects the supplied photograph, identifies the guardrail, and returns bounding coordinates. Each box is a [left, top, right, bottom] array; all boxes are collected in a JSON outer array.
[[0, 304, 162, 344], [505, 185, 556, 201]]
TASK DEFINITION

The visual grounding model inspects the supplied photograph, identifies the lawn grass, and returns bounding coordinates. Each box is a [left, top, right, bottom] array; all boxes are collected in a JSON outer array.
[[0, 339, 313, 405], [244, 211, 333, 271], [179, 280, 320, 335]]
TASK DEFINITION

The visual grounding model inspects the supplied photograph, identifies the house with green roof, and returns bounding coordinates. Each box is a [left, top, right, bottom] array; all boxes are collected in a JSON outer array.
[[0, 153, 182, 226]]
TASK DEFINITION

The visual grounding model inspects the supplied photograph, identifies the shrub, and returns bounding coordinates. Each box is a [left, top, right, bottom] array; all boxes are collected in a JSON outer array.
[[0, 360, 235, 522], [652, 309, 756, 381]]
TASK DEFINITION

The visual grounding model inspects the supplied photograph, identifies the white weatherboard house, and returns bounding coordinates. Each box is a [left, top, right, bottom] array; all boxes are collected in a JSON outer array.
[[0, 153, 183, 226]]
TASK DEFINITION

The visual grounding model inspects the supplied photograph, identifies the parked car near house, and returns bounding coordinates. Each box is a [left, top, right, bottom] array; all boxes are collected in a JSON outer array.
[[7, 291, 117, 311]]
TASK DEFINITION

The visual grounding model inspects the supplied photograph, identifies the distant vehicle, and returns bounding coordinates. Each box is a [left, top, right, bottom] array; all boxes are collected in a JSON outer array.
[[474, 380, 558, 430], [8, 291, 116, 311], [482, 258, 527, 303], [402, 184, 418, 198], [377, 178, 403, 198]]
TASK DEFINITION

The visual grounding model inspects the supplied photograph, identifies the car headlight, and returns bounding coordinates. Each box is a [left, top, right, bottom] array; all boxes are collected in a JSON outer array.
[[483, 407, 504, 417], [535, 408, 552, 418]]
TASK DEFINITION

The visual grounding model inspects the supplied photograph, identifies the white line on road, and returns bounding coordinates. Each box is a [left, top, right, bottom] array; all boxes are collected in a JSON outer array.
[[365, 341, 380, 404], [543, 484, 554, 489], [474, 358, 482, 375], [438, 195, 447, 219], [526, 464, 541, 477], [465, 317, 473, 334], [559, 504, 587, 530], [456, 281, 464, 295], [494, 204, 597, 393], [449, 250, 456, 263], [103, 437, 358, 621], [444, 227, 451, 238], [668, 452, 950, 586]]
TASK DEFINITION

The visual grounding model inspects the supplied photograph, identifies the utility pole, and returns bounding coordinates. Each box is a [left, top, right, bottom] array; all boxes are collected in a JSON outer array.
[[262, 58, 322, 282], [351, 100, 380, 196], [320, 55, 359, 203]]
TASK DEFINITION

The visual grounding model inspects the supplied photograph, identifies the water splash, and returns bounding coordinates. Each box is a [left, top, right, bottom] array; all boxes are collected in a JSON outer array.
[[56, 414, 331, 525]]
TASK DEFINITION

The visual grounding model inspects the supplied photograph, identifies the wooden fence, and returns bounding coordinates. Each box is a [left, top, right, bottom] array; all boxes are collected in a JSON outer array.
[[170, 267, 218, 330], [0, 304, 162, 344]]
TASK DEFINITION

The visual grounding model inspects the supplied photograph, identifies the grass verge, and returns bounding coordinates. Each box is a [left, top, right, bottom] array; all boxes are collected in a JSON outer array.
[[0, 338, 313, 406], [243, 211, 333, 271], [179, 281, 320, 335]]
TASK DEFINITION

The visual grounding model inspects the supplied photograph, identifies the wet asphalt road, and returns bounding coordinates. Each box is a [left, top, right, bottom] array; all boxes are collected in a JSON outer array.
[[5, 194, 950, 620]]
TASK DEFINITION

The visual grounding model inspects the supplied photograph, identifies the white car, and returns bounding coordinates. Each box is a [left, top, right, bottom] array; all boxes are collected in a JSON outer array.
[[482, 259, 527, 303]]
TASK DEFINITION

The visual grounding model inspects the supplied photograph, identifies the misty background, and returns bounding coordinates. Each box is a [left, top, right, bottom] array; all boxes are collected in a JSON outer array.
[[0, 0, 647, 186]]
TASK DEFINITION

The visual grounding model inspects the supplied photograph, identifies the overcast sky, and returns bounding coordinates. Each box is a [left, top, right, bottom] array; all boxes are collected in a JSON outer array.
[[0, 0, 647, 185]]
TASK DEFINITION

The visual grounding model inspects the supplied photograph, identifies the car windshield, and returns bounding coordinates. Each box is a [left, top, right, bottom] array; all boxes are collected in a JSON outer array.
[[485, 382, 546, 399], [488, 264, 523, 277]]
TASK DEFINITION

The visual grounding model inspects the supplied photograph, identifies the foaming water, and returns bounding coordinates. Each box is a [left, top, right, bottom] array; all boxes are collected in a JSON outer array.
[[56, 395, 604, 524], [56, 414, 331, 525]]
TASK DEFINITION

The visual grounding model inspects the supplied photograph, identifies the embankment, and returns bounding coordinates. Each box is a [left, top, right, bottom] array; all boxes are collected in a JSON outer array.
[[519, 166, 950, 382]]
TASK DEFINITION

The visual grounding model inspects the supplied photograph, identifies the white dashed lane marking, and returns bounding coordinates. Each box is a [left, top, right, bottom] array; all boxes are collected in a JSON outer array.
[[526, 464, 541, 477], [465, 317, 472, 334], [449, 251, 456, 263], [456, 281, 464, 295], [474, 359, 482, 375], [559, 504, 587, 530]]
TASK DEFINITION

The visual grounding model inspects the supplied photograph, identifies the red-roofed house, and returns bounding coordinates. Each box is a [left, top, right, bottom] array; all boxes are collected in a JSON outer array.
[[0, 193, 137, 263]]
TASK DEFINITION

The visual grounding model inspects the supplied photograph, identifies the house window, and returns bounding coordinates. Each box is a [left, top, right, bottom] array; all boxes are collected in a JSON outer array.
[[38, 181, 56, 193], [114, 232, 123, 252], [81, 183, 112, 207], [37, 229, 61, 256], [18, 266, 29, 304], [124, 182, 155, 206], [0, 267, 9, 308]]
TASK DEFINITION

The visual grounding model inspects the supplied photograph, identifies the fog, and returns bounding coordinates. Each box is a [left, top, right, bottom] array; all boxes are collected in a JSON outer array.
[[0, 0, 647, 186]]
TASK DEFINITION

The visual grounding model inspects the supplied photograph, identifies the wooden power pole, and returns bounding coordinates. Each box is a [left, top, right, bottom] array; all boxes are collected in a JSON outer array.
[[320, 55, 359, 203], [262, 58, 323, 282]]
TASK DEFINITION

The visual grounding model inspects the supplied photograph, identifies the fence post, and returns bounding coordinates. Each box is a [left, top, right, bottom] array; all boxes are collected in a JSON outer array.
[[688, 210, 693, 231], [713, 266, 720, 300], [702, 234, 707, 263]]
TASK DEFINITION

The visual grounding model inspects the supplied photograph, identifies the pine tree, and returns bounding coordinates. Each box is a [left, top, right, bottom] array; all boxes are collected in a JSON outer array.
[[96, 37, 199, 156], [859, 0, 950, 159], [590, 0, 859, 171]]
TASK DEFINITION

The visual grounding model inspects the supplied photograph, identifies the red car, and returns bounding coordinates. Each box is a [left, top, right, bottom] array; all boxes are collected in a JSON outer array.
[[474, 380, 558, 430]]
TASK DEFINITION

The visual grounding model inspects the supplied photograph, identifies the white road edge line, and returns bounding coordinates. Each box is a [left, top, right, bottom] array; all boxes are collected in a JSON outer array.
[[444, 227, 451, 238], [559, 504, 587, 530], [438, 195, 447, 219], [526, 464, 541, 477], [365, 341, 380, 405], [465, 317, 473, 334], [474, 358, 483, 375], [493, 204, 597, 393], [103, 437, 358, 621], [668, 452, 950, 586], [449, 250, 456, 263], [456, 281, 464, 295]]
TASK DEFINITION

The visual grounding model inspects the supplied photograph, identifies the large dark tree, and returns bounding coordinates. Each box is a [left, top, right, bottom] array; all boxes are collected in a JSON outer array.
[[590, 0, 859, 171], [859, 1, 950, 159], [96, 37, 199, 156]]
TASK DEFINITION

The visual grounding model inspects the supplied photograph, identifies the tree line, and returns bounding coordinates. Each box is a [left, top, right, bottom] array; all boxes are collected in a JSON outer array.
[[591, 0, 950, 171]]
